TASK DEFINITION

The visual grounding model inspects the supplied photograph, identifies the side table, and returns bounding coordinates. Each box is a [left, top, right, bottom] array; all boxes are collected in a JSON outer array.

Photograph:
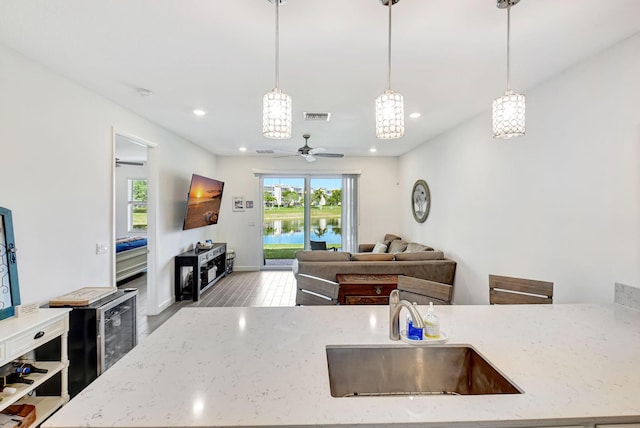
[[336, 274, 398, 305]]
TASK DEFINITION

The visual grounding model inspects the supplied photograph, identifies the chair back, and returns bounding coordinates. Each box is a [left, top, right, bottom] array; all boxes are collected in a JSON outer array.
[[295, 274, 339, 305], [310, 240, 328, 251], [397, 275, 453, 305], [489, 274, 553, 304]]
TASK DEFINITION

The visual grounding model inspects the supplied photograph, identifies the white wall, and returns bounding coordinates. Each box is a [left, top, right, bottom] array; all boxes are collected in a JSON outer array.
[[0, 44, 218, 307], [115, 163, 148, 238], [215, 156, 401, 270], [399, 34, 640, 305]]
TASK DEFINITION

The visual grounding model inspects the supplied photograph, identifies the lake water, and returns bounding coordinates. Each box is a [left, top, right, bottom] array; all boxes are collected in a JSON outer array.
[[263, 218, 342, 245]]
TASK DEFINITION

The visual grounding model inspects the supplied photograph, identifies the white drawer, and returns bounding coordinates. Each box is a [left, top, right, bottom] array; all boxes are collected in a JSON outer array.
[[5, 317, 66, 360]]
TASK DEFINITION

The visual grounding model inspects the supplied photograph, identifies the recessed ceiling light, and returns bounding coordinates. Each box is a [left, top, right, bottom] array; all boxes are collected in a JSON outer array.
[[369, 148, 377, 153], [193, 109, 207, 116], [409, 112, 421, 119], [239, 147, 247, 152]]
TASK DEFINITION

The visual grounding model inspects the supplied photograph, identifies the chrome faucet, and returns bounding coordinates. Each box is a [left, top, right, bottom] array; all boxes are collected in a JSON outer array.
[[389, 289, 425, 340]]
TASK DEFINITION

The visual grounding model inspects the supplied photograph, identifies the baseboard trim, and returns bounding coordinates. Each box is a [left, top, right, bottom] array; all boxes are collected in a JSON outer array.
[[157, 296, 174, 314], [233, 266, 262, 272]]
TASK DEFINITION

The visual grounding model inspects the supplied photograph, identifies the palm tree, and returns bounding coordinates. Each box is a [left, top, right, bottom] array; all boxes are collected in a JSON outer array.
[[311, 188, 327, 208]]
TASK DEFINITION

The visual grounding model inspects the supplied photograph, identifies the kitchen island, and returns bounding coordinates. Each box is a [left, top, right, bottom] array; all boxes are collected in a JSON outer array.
[[43, 303, 640, 428]]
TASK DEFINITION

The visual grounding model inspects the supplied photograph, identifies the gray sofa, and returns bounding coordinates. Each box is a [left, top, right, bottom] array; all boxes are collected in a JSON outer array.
[[293, 235, 456, 286]]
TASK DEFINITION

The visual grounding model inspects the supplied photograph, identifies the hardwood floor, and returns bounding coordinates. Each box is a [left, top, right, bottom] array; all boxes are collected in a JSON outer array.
[[119, 270, 296, 342]]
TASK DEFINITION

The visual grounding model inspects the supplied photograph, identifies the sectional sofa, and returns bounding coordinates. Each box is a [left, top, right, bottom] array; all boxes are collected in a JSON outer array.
[[292, 234, 456, 286]]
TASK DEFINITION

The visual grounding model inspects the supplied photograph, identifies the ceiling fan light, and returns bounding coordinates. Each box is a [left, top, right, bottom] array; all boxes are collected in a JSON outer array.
[[375, 90, 405, 139], [492, 90, 525, 139], [263, 88, 292, 139]]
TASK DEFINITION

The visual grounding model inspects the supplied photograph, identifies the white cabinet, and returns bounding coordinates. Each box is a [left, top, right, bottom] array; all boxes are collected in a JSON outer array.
[[0, 309, 70, 426]]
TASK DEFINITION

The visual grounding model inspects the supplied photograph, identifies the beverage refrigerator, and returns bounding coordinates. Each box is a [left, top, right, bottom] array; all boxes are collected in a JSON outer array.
[[37, 290, 138, 397]]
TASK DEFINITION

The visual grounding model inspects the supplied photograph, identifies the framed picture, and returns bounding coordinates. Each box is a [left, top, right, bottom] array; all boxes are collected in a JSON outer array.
[[0, 206, 21, 320], [411, 179, 431, 223], [245, 200, 254, 209], [232, 196, 245, 211]]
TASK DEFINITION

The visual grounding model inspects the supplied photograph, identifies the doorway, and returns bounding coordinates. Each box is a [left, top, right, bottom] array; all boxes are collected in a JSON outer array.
[[261, 175, 343, 268], [112, 130, 159, 315]]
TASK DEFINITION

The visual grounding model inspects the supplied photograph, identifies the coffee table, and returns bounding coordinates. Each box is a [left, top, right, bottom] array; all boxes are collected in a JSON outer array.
[[335, 274, 398, 305]]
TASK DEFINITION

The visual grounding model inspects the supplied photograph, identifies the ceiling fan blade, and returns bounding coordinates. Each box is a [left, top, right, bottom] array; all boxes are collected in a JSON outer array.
[[273, 154, 298, 159], [308, 147, 326, 155], [115, 160, 144, 166], [315, 153, 344, 158]]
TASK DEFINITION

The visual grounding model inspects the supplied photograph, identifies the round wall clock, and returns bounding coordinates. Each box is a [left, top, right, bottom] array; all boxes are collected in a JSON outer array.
[[411, 179, 431, 223]]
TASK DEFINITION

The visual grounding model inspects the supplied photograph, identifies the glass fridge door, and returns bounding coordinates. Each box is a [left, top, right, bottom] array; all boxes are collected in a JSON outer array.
[[97, 292, 137, 373]]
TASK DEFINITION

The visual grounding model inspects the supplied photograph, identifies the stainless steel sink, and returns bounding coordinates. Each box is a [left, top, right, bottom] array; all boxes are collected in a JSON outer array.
[[326, 344, 522, 397]]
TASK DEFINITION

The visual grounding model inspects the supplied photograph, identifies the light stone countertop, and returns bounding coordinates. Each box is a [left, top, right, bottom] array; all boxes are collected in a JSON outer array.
[[43, 303, 640, 428]]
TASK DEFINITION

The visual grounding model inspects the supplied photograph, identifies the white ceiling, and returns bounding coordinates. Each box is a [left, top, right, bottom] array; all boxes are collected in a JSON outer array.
[[0, 1, 638, 158]]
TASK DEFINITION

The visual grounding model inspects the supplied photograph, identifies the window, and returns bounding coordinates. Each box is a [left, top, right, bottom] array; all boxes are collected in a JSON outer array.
[[128, 179, 147, 232]]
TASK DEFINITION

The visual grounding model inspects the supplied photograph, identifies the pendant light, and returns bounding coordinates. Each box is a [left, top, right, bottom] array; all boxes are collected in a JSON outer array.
[[263, 0, 292, 139], [375, 0, 404, 140], [492, 0, 525, 139]]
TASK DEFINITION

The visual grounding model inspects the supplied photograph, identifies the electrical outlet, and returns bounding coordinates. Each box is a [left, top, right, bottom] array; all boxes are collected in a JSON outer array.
[[96, 242, 108, 254]]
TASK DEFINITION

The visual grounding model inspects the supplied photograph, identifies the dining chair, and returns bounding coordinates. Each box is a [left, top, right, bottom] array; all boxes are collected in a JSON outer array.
[[489, 274, 553, 304], [310, 240, 337, 251], [397, 275, 453, 305], [295, 273, 340, 305]]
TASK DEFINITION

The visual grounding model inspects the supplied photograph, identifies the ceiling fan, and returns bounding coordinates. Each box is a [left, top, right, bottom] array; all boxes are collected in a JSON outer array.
[[115, 158, 144, 167], [278, 134, 344, 163]]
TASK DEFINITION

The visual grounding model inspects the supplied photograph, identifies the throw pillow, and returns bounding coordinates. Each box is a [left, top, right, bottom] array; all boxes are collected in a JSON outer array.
[[388, 240, 409, 254], [383, 233, 402, 243], [351, 253, 395, 261], [405, 242, 434, 252], [372, 242, 388, 253], [395, 251, 444, 261]]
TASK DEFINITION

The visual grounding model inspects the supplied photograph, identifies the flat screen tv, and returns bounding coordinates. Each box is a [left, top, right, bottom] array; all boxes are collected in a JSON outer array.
[[182, 174, 225, 230]]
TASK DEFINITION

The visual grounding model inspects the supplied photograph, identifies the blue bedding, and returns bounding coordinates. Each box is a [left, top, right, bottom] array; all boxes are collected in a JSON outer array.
[[116, 237, 147, 253]]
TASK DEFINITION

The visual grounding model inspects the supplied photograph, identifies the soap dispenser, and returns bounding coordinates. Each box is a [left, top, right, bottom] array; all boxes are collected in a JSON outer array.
[[424, 302, 440, 339], [406, 302, 423, 340]]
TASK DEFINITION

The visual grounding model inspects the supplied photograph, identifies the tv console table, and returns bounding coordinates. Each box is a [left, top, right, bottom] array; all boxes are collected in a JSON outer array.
[[175, 243, 226, 301]]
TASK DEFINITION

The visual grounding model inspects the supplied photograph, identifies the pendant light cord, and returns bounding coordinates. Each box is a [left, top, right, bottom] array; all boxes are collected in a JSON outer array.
[[387, 0, 392, 91], [275, 0, 280, 89], [506, 3, 511, 91]]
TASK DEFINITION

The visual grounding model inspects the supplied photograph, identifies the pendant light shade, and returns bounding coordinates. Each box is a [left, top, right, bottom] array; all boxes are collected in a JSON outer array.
[[376, 90, 404, 139], [375, 0, 404, 140], [492, 90, 525, 139], [263, 89, 292, 139], [493, 0, 525, 139], [263, 0, 292, 139]]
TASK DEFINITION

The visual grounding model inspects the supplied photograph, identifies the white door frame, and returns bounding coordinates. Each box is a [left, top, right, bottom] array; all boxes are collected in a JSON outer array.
[[111, 128, 161, 315]]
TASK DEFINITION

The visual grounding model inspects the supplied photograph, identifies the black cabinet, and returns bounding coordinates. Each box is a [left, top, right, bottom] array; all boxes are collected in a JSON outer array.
[[175, 243, 226, 301]]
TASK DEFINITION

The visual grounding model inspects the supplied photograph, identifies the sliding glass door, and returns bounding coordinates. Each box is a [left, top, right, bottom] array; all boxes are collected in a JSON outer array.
[[262, 175, 345, 267], [309, 177, 342, 250], [262, 177, 305, 267]]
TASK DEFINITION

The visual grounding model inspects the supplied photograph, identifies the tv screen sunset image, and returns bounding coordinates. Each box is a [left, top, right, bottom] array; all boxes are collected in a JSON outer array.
[[183, 175, 224, 230]]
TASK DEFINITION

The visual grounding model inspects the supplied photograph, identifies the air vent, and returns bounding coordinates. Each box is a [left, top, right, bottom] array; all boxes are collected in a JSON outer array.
[[256, 149, 275, 154], [303, 112, 331, 121]]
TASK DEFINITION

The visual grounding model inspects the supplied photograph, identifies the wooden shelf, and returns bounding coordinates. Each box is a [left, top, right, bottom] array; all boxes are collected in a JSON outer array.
[[18, 395, 66, 426], [0, 361, 65, 410]]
